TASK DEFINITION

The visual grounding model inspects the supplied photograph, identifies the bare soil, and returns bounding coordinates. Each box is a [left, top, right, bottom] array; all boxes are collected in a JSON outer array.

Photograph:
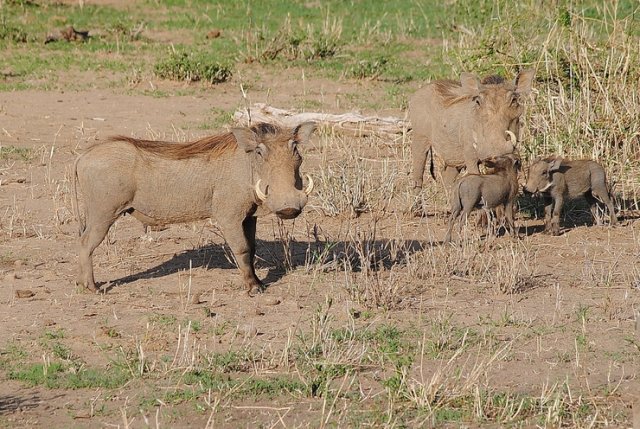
[[1, 70, 639, 428]]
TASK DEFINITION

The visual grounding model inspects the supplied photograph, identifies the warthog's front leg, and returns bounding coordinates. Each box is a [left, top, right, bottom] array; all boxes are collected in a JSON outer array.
[[504, 202, 516, 237], [220, 215, 263, 296], [549, 195, 563, 235], [410, 143, 430, 217]]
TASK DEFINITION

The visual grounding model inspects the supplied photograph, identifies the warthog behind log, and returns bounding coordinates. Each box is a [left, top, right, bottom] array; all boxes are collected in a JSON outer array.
[[409, 70, 534, 213], [72, 122, 316, 295], [444, 154, 521, 243], [524, 157, 617, 235]]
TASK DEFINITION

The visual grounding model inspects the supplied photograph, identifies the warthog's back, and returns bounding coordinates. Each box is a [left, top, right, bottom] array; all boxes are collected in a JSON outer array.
[[75, 139, 244, 225], [561, 160, 609, 198]]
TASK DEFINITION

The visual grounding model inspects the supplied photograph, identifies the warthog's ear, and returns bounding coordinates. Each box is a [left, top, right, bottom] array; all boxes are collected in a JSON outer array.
[[293, 122, 317, 144], [459, 73, 480, 94], [231, 127, 259, 153], [514, 69, 535, 95], [548, 156, 563, 172]]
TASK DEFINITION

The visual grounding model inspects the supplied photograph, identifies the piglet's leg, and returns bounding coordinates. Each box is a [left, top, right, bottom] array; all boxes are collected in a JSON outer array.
[[550, 196, 563, 235], [590, 188, 618, 226]]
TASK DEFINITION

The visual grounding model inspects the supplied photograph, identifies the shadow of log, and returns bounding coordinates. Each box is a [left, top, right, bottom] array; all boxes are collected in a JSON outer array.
[[0, 393, 42, 415]]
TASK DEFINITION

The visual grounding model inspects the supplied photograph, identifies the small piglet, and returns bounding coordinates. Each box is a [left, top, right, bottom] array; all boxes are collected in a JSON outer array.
[[444, 154, 520, 243], [524, 157, 617, 235]]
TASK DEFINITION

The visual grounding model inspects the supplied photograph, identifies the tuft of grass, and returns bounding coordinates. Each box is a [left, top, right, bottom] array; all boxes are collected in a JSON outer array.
[[154, 51, 232, 84], [8, 362, 131, 389], [0, 145, 33, 161], [198, 107, 234, 130]]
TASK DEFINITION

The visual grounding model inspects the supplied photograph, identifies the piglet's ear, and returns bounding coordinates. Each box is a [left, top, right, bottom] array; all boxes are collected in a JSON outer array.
[[548, 156, 563, 172], [231, 127, 259, 153], [293, 122, 317, 144]]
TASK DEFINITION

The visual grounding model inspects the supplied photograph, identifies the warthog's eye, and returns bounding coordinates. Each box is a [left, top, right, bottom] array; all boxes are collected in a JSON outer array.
[[510, 94, 519, 107], [255, 144, 267, 158], [472, 95, 481, 106]]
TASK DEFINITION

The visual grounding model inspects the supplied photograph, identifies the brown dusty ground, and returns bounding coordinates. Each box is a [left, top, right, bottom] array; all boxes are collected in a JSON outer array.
[[0, 69, 639, 428]]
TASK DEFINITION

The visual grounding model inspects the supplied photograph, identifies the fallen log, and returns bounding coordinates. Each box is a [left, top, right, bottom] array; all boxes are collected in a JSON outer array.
[[233, 103, 409, 136]]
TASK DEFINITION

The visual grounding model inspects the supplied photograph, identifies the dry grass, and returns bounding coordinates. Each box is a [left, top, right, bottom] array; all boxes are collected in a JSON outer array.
[[0, 2, 639, 428]]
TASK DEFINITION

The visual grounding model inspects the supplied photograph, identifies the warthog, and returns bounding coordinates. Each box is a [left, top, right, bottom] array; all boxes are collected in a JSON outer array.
[[524, 157, 617, 235], [444, 154, 521, 243], [408, 70, 534, 212], [72, 122, 316, 296]]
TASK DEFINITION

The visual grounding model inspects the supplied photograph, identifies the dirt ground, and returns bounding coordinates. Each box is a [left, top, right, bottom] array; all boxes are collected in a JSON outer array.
[[1, 69, 639, 428]]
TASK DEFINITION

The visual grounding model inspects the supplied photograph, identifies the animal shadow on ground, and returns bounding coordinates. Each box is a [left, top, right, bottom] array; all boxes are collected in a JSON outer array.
[[101, 238, 426, 292], [0, 394, 43, 415], [515, 193, 635, 236]]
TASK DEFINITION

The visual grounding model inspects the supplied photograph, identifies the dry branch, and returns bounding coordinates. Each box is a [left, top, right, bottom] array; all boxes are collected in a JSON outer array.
[[233, 103, 409, 136]]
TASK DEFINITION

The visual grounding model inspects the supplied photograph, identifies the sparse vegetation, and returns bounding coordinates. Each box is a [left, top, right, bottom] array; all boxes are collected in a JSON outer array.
[[0, 0, 638, 427], [154, 51, 232, 84]]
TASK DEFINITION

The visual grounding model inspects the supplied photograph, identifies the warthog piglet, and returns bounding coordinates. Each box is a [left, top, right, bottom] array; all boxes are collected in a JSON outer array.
[[444, 154, 521, 243], [524, 157, 616, 235]]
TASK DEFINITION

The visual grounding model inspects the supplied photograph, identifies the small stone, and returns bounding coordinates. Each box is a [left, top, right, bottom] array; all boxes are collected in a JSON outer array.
[[14, 259, 25, 267], [264, 297, 281, 306], [206, 29, 221, 39], [15, 289, 35, 299], [4, 272, 17, 281], [239, 324, 257, 337], [191, 292, 203, 305]]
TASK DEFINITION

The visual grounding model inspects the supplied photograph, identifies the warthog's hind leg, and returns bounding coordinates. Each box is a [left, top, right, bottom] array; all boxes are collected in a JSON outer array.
[[588, 188, 617, 226], [77, 213, 118, 292]]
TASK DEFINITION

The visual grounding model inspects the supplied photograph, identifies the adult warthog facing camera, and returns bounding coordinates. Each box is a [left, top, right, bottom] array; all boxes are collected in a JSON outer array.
[[409, 69, 534, 213], [72, 122, 316, 296]]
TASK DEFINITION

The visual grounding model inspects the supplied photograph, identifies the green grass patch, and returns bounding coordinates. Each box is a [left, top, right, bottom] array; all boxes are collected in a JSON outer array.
[[154, 51, 232, 84], [198, 107, 234, 130], [8, 361, 131, 389], [182, 371, 306, 398], [149, 313, 177, 326], [0, 145, 33, 161]]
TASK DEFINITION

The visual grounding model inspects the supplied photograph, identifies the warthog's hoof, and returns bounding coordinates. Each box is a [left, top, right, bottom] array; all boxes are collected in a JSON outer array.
[[76, 279, 100, 293], [246, 283, 264, 298], [409, 206, 427, 218]]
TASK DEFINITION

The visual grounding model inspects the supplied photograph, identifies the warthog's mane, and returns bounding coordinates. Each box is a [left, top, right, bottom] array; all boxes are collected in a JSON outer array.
[[106, 123, 285, 160], [435, 75, 509, 107]]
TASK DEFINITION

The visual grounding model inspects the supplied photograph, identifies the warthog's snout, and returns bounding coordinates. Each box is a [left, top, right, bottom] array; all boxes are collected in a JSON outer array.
[[255, 174, 313, 220], [276, 207, 302, 219]]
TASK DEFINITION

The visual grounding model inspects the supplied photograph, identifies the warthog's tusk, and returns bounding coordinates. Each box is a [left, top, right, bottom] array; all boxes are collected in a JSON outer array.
[[254, 179, 267, 201], [304, 174, 314, 195], [505, 130, 517, 146]]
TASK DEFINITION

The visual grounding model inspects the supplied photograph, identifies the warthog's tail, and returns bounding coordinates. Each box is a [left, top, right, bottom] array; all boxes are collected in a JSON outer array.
[[71, 156, 84, 237], [428, 146, 435, 180]]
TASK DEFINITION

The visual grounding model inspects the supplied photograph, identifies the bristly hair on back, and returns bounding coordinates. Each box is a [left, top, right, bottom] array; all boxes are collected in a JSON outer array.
[[434, 79, 473, 107], [106, 122, 286, 160], [435, 74, 513, 106], [481, 75, 505, 85]]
